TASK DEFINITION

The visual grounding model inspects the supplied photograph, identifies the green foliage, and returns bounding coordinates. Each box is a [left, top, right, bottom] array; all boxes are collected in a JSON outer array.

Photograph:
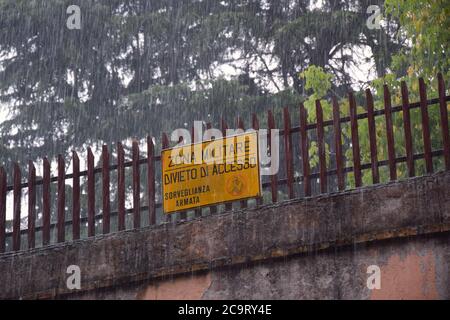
[[300, 66, 333, 100], [300, 66, 334, 169], [385, 0, 450, 82]]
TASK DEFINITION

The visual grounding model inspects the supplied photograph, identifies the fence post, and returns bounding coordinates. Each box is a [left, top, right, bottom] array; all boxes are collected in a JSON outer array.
[[191, 125, 203, 217], [132, 140, 140, 228], [401, 82, 415, 177], [332, 97, 344, 191], [72, 151, 80, 240], [87, 148, 95, 237], [0, 167, 6, 253], [102, 145, 110, 234], [177, 133, 188, 221], [42, 157, 51, 245], [252, 113, 263, 206], [162, 132, 171, 223], [383, 85, 397, 180], [13, 163, 21, 251], [366, 89, 380, 184], [349, 91, 362, 187], [315, 100, 327, 193], [236, 117, 249, 208], [147, 136, 156, 225], [117, 142, 125, 231], [437, 73, 450, 170], [419, 78, 433, 173], [267, 110, 278, 202], [299, 103, 311, 196], [221, 119, 234, 211], [28, 161, 36, 249], [283, 108, 295, 199], [57, 155, 65, 242], [206, 122, 220, 213]]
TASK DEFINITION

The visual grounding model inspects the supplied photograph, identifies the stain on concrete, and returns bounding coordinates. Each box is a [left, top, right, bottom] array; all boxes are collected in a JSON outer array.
[[371, 250, 439, 300], [138, 273, 211, 300]]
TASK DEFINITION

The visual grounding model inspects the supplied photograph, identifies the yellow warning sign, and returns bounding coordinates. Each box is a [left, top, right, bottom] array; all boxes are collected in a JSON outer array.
[[161, 131, 261, 213]]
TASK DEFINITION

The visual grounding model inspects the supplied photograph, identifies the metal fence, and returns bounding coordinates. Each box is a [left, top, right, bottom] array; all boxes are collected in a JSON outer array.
[[0, 73, 449, 253]]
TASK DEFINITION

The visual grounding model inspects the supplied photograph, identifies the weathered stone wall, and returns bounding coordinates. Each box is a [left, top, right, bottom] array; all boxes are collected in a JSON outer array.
[[0, 171, 449, 299]]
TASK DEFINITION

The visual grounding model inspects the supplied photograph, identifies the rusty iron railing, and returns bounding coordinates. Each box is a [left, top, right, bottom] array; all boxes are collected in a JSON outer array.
[[0, 73, 449, 253]]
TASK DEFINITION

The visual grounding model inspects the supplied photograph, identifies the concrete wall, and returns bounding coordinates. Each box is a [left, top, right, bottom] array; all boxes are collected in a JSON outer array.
[[138, 236, 449, 300], [0, 171, 449, 299]]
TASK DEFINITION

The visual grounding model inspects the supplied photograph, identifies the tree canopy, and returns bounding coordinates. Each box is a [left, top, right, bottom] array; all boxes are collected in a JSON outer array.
[[0, 0, 404, 167]]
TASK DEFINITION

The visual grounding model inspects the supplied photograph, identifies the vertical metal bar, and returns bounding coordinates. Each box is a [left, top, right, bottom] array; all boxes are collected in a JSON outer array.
[[437, 73, 450, 170], [221, 119, 234, 211], [401, 81, 415, 177], [220, 118, 228, 138], [102, 145, 110, 234], [191, 125, 197, 143], [236, 117, 249, 208], [177, 133, 188, 221], [0, 167, 6, 253], [176, 134, 186, 221], [283, 108, 295, 199], [191, 126, 203, 217], [299, 103, 311, 196], [162, 132, 170, 148], [332, 97, 344, 190], [117, 142, 125, 231], [206, 121, 213, 132], [315, 101, 327, 193], [87, 148, 95, 237], [13, 163, 21, 251], [383, 85, 397, 180], [349, 92, 362, 187], [57, 155, 65, 243], [162, 132, 171, 222], [72, 151, 80, 240], [28, 161, 36, 249], [366, 89, 380, 183], [419, 78, 433, 173], [132, 140, 140, 229], [267, 110, 278, 202], [147, 136, 156, 225], [206, 122, 219, 213], [42, 157, 51, 245], [252, 113, 263, 206]]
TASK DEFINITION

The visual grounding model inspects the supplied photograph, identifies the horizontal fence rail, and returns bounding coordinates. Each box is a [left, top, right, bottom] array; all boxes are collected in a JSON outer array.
[[0, 73, 449, 253]]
